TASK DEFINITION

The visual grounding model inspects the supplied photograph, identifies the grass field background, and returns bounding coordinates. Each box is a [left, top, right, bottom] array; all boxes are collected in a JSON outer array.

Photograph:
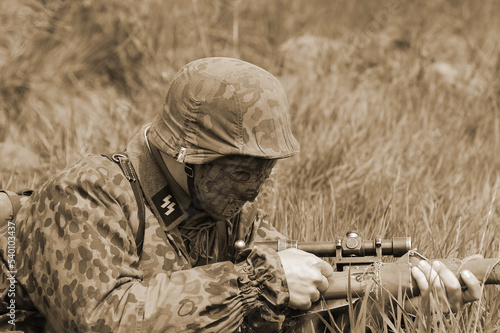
[[1, 0, 500, 331]]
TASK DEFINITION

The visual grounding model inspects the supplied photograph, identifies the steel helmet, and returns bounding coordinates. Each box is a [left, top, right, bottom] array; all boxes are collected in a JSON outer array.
[[148, 57, 300, 164]]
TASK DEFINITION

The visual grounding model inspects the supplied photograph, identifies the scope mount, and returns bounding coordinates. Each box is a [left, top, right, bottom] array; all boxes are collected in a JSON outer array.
[[335, 231, 411, 271]]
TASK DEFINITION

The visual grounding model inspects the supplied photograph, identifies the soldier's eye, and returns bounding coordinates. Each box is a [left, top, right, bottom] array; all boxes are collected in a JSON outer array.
[[230, 170, 251, 181]]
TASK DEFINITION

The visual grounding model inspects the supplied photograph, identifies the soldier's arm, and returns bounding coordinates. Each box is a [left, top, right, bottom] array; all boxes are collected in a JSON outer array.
[[15, 156, 289, 332]]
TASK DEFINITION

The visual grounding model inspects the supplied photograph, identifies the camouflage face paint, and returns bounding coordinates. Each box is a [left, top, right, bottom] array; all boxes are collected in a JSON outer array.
[[193, 156, 276, 220]]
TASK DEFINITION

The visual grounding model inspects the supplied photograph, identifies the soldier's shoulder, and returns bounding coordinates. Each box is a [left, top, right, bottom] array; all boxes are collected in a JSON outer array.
[[72, 153, 119, 174], [240, 201, 285, 241], [35, 154, 126, 197], [239, 201, 267, 223]]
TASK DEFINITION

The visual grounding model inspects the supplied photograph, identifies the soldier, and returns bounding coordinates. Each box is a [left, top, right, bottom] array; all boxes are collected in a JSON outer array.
[[0, 57, 481, 332]]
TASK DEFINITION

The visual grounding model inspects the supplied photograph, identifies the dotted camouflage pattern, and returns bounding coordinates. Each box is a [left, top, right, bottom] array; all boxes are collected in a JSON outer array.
[[0, 154, 289, 332], [149, 57, 300, 164]]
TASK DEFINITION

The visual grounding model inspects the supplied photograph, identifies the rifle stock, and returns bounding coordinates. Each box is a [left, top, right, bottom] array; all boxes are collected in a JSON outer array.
[[323, 256, 500, 300], [284, 257, 500, 331], [251, 235, 500, 331], [252, 235, 500, 309]]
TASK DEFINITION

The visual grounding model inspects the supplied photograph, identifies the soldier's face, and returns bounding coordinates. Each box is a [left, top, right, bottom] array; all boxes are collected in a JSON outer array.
[[192, 156, 277, 220]]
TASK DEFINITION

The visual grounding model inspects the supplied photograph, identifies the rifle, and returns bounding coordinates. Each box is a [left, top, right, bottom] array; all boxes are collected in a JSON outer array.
[[252, 232, 500, 330]]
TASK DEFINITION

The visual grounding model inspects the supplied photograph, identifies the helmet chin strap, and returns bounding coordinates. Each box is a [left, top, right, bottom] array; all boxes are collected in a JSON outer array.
[[184, 163, 201, 210]]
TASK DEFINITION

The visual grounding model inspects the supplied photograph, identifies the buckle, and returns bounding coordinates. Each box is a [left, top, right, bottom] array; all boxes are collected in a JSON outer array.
[[111, 153, 127, 163], [184, 164, 194, 178]]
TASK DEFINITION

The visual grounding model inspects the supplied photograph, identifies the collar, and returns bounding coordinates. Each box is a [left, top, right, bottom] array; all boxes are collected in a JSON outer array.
[[148, 137, 192, 211], [126, 125, 189, 233], [127, 126, 231, 265]]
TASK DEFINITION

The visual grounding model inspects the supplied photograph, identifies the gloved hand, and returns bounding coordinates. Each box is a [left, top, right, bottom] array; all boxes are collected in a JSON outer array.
[[407, 255, 483, 313], [277, 248, 334, 310]]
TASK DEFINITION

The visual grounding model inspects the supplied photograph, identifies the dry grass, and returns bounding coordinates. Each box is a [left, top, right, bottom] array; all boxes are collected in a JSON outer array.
[[1, 0, 500, 331]]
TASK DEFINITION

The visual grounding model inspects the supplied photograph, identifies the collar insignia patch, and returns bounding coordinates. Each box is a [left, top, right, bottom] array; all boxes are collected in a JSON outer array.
[[152, 185, 183, 226]]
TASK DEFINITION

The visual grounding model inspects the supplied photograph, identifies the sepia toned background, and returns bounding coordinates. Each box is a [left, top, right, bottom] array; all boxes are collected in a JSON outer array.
[[1, 0, 499, 330]]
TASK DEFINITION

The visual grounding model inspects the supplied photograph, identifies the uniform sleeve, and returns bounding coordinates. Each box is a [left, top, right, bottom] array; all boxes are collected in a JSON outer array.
[[14, 156, 289, 332], [234, 203, 291, 331]]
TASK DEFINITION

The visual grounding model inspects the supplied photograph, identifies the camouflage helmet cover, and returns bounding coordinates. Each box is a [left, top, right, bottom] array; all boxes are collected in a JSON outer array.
[[148, 57, 300, 164]]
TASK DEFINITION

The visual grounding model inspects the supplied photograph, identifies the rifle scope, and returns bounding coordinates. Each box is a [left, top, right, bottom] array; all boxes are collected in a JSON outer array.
[[254, 232, 412, 258]]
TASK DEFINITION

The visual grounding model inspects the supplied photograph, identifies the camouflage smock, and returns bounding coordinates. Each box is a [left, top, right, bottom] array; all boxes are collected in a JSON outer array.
[[0, 128, 290, 332]]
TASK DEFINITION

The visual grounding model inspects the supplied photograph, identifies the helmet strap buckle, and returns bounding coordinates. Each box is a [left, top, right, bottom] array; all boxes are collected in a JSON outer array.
[[184, 164, 194, 178]]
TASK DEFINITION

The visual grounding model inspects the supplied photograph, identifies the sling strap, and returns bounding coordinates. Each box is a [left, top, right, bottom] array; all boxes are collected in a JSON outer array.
[[103, 153, 146, 255]]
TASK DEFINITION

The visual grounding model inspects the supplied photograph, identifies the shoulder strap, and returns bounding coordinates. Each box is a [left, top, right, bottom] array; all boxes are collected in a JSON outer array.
[[102, 153, 146, 255]]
